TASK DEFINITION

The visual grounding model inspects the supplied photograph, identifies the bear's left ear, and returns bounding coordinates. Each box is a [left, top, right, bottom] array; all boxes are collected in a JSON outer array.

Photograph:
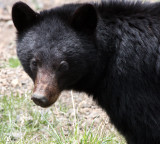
[[12, 2, 39, 32], [70, 4, 97, 33]]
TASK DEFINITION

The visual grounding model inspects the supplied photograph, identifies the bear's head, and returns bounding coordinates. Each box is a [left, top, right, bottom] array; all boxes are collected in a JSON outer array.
[[12, 2, 98, 107]]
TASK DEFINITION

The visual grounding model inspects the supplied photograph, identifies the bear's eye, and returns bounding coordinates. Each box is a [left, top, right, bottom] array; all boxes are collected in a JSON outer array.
[[30, 59, 38, 71], [58, 61, 69, 72], [32, 60, 37, 67]]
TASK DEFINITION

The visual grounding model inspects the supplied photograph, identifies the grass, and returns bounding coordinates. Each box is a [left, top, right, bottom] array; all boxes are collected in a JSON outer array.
[[8, 58, 21, 68], [0, 57, 125, 143], [0, 57, 21, 69], [0, 92, 126, 144]]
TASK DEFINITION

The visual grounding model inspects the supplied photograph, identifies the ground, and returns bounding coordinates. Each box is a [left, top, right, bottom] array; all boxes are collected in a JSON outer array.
[[0, 0, 125, 143]]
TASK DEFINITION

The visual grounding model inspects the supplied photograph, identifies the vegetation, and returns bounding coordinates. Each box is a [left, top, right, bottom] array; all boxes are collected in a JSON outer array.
[[8, 58, 21, 68], [0, 92, 125, 144]]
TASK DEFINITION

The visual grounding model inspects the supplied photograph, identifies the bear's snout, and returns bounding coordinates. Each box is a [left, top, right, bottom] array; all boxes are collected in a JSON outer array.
[[31, 94, 49, 107], [32, 69, 60, 107]]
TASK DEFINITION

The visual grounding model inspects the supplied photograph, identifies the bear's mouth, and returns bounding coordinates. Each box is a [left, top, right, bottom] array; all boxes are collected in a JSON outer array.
[[31, 69, 60, 108]]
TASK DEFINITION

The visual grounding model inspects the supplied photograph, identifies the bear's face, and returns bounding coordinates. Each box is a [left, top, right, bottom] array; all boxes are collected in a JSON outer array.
[[12, 2, 98, 107]]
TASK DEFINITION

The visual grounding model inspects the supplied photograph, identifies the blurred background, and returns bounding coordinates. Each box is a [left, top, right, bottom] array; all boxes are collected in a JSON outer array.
[[0, 0, 141, 143]]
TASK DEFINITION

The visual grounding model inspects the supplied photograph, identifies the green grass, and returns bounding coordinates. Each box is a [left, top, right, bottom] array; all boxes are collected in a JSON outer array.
[[8, 58, 21, 68], [0, 92, 126, 144], [0, 57, 20, 69]]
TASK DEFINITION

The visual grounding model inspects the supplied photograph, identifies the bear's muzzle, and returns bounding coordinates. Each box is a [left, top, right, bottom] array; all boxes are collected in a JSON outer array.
[[31, 69, 60, 108]]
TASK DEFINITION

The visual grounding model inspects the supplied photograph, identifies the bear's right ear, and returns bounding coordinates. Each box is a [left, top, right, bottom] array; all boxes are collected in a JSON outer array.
[[12, 2, 39, 32], [70, 4, 97, 34]]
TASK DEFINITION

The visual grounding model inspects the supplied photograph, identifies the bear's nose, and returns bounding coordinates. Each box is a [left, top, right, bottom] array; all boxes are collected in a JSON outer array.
[[31, 94, 49, 107]]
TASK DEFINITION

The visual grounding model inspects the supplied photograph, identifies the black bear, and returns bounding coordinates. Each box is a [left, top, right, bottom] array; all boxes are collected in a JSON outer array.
[[12, 1, 160, 144]]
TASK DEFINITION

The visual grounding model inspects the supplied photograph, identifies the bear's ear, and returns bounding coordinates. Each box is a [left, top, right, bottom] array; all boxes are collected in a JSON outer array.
[[12, 2, 39, 32], [70, 4, 97, 33]]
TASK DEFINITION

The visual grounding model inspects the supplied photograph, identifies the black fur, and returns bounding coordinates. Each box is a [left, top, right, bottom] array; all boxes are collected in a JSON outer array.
[[12, 1, 160, 144]]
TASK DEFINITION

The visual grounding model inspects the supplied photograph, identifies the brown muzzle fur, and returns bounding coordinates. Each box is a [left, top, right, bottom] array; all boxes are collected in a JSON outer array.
[[31, 69, 60, 107]]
